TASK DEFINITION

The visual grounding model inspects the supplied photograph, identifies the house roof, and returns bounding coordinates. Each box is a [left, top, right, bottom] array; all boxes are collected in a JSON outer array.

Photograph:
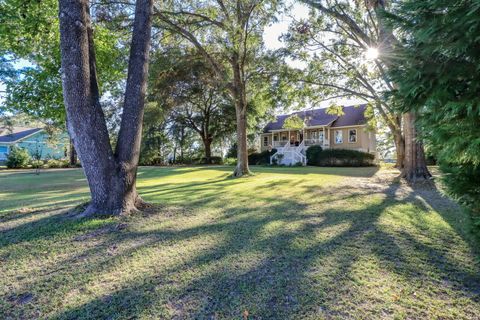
[[263, 104, 367, 133], [0, 127, 43, 143]]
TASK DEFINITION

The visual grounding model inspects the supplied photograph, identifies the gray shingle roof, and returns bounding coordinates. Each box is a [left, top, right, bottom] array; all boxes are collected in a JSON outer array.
[[0, 127, 42, 143], [263, 105, 367, 133]]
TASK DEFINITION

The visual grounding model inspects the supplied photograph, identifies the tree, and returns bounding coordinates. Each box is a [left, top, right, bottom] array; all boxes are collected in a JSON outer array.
[[150, 50, 235, 164], [299, 0, 430, 181], [283, 114, 304, 130], [59, 0, 153, 216], [387, 0, 480, 212], [0, 0, 128, 165], [155, 0, 280, 177], [140, 102, 171, 166], [285, 0, 404, 168]]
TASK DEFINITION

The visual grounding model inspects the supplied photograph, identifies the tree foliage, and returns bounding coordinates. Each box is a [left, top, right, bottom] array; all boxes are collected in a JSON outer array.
[[0, 0, 127, 125], [155, 0, 282, 176], [284, 1, 403, 152], [282, 114, 304, 130], [388, 0, 480, 217]]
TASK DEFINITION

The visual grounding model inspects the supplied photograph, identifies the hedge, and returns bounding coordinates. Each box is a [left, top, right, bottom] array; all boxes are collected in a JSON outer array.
[[248, 149, 277, 165], [194, 156, 224, 165], [307, 148, 375, 167]]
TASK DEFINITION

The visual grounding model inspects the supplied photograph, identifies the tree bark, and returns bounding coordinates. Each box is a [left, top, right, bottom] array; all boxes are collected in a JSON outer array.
[[401, 112, 431, 182], [203, 136, 212, 164], [59, 0, 153, 216], [393, 129, 405, 169], [231, 56, 250, 177]]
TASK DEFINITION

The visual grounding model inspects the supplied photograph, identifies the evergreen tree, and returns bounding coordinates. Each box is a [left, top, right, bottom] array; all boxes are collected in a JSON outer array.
[[388, 0, 480, 219]]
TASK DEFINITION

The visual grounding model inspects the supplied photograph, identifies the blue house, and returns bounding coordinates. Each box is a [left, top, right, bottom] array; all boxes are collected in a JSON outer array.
[[0, 127, 69, 162]]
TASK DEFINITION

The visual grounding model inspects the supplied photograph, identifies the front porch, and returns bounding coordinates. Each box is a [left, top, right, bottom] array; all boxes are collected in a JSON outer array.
[[264, 128, 331, 149], [262, 128, 331, 166]]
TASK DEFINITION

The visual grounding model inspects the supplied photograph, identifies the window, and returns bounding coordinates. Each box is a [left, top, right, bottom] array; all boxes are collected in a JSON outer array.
[[319, 131, 324, 144], [263, 136, 269, 146], [335, 130, 343, 144], [349, 129, 357, 143]]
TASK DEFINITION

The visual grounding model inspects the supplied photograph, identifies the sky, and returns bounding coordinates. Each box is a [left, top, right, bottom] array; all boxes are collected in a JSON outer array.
[[263, 2, 310, 51]]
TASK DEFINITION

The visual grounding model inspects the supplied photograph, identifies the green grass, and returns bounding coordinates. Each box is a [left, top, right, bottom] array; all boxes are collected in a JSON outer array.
[[1, 166, 479, 319]]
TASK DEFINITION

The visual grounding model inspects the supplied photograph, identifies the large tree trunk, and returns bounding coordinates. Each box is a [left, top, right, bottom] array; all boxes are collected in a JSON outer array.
[[203, 137, 212, 164], [59, 0, 153, 216], [401, 112, 431, 182], [231, 57, 250, 177], [234, 105, 249, 176]]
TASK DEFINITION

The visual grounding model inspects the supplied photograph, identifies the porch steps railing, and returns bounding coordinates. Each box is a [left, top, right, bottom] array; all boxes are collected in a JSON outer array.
[[270, 141, 307, 166]]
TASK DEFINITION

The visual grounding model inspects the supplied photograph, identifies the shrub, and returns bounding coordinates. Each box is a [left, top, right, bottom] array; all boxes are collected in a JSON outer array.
[[30, 159, 45, 169], [45, 159, 70, 168], [195, 156, 223, 165], [306, 145, 323, 165], [6, 146, 30, 169], [224, 157, 237, 166], [248, 149, 277, 165], [440, 162, 480, 229], [307, 148, 375, 167]]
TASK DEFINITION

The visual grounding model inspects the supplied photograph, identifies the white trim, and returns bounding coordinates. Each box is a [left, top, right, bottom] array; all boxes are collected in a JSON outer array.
[[265, 123, 367, 133], [330, 124, 366, 129]]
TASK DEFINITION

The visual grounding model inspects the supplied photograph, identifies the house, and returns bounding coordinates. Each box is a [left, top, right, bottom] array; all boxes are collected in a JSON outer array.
[[260, 105, 376, 165], [0, 127, 68, 163]]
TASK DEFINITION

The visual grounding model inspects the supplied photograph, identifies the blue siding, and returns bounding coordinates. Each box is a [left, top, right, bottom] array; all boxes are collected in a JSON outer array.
[[0, 131, 69, 161], [0, 145, 8, 160]]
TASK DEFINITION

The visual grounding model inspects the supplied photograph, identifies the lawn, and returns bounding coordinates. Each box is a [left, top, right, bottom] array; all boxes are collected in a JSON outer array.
[[1, 166, 479, 319]]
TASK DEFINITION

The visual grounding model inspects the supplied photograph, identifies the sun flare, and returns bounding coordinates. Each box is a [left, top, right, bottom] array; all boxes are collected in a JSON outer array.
[[365, 47, 379, 60]]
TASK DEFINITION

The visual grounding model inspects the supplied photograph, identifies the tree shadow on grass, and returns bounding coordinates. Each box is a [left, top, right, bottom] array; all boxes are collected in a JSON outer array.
[[3, 168, 480, 319], [30, 182, 479, 319]]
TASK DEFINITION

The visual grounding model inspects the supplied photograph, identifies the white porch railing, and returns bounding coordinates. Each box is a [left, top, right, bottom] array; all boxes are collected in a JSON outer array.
[[273, 141, 289, 148], [304, 139, 323, 146], [270, 140, 307, 165]]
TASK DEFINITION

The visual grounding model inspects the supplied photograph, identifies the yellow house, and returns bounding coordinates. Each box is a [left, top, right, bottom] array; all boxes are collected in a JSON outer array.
[[260, 105, 376, 165]]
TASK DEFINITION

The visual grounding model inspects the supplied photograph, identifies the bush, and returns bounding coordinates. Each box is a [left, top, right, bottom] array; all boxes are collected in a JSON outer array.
[[30, 159, 45, 169], [248, 149, 277, 165], [6, 146, 30, 169], [194, 156, 223, 165], [306, 145, 323, 165], [45, 159, 70, 168], [440, 162, 480, 229], [224, 157, 237, 166], [307, 148, 375, 167]]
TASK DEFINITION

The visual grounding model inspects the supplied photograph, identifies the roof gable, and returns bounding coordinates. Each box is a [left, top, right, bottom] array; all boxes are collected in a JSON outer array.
[[263, 104, 367, 132], [0, 127, 43, 143]]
